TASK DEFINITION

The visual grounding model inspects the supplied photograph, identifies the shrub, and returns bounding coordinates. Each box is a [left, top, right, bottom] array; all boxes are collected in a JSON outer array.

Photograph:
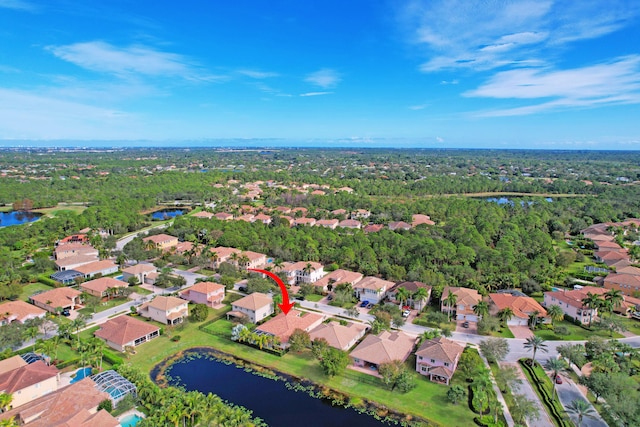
[[554, 325, 569, 336], [103, 350, 124, 367], [171, 335, 181, 342]]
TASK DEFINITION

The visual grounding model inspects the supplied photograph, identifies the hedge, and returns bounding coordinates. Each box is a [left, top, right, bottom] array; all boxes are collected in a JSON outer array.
[[56, 358, 81, 369], [102, 350, 124, 366], [37, 274, 59, 287], [519, 360, 572, 427]]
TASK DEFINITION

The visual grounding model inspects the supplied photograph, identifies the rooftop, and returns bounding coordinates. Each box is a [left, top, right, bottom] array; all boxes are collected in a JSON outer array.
[[95, 315, 160, 347], [232, 292, 273, 311]]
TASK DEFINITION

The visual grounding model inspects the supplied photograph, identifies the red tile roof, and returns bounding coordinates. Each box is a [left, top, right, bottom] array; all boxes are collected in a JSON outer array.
[[256, 310, 324, 342], [489, 294, 548, 319], [0, 360, 58, 394], [95, 315, 159, 347]]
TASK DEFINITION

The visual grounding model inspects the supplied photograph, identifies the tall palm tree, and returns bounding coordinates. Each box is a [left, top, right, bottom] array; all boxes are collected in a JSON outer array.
[[412, 287, 430, 311], [22, 326, 39, 351], [0, 393, 13, 412], [302, 262, 316, 276], [604, 289, 624, 316], [581, 292, 603, 327], [209, 250, 219, 269], [273, 259, 284, 272], [395, 287, 411, 309], [546, 304, 564, 326], [473, 301, 490, 321], [523, 336, 548, 365], [528, 310, 541, 329], [566, 399, 596, 427], [497, 307, 514, 325], [444, 291, 458, 322], [544, 357, 568, 399], [0, 416, 17, 427]]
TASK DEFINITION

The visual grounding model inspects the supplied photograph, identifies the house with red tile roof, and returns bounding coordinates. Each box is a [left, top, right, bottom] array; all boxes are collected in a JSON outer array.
[[192, 211, 214, 219], [95, 315, 160, 351], [363, 224, 384, 233], [0, 356, 27, 375], [0, 360, 60, 408], [138, 296, 188, 325], [543, 286, 607, 325], [388, 221, 412, 231], [441, 287, 482, 322], [415, 337, 464, 385], [412, 214, 435, 227], [80, 277, 128, 298], [488, 293, 548, 326], [30, 287, 82, 314], [54, 243, 98, 260], [142, 233, 179, 251], [603, 273, 640, 295], [353, 277, 394, 304], [179, 281, 225, 307], [0, 378, 118, 427], [214, 212, 234, 221], [388, 281, 432, 310], [55, 254, 99, 271], [315, 219, 339, 229], [0, 300, 46, 326], [56, 234, 89, 246], [313, 269, 363, 292], [350, 209, 371, 219], [294, 217, 316, 227], [121, 263, 157, 284], [256, 310, 324, 345], [74, 260, 119, 279], [254, 213, 272, 224], [208, 246, 241, 268], [331, 209, 347, 217], [229, 292, 273, 323], [309, 321, 367, 351], [337, 219, 361, 229], [350, 331, 416, 371]]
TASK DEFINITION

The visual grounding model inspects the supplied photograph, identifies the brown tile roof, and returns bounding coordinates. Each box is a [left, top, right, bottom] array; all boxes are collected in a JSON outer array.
[[316, 219, 339, 227], [80, 277, 127, 294], [214, 212, 234, 220], [331, 209, 347, 215], [544, 286, 608, 309], [181, 281, 225, 296], [349, 331, 416, 365], [0, 355, 27, 375], [0, 300, 46, 323], [142, 233, 178, 244], [233, 292, 272, 311], [388, 221, 412, 231], [55, 254, 99, 268], [616, 266, 640, 276], [122, 263, 156, 274], [243, 251, 267, 261], [595, 241, 623, 249], [355, 276, 394, 291], [363, 224, 384, 233], [309, 321, 367, 350], [442, 287, 482, 308], [95, 315, 159, 347], [211, 246, 241, 259], [393, 281, 431, 294], [604, 273, 640, 288], [412, 214, 435, 227], [295, 217, 316, 226], [31, 287, 82, 308], [489, 294, 547, 319], [415, 336, 464, 364], [338, 219, 361, 228], [74, 260, 118, 275], [282, 261, 324, 272], [256, 310, 324, 342], [147, 296, 187, 311], [0, 378, 117, 427], [192, 211, 214, 218], [314, 269, 363, 289], [0, 360, 58, 394]]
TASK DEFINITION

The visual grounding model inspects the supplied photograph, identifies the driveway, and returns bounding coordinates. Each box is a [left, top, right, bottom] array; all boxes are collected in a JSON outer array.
[[509, 325, 534, 339], [455, 320, 477, 334]]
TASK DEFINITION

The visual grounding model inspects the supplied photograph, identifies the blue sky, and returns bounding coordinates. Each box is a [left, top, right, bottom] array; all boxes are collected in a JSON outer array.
[[1, 0, 640, 149]]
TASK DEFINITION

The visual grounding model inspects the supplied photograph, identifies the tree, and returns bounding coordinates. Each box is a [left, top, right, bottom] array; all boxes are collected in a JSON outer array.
[[544, 357, 568, 398], [497, 307, 514, 325], [97, 398, 113, 412], [472, 301, 490, 320], [511, 393, 540, 425], [446, 385, 466, 405], [523, 336, 548, 365], [311, 338, 329, 360], [528, 310, 541, 329], [566, 399, 596, 427], [546, 304, 564, 326], [189, 303, 209, 322], [494, 365, 521, 393], [557, 343, 586, 368], [395, 287, 410, 308], [595, 317, 627, 337], [604, 289, 624, 316], [0, 393, 12, 412], [479, 338, 509, 363], [457, 349, 483, 381], [319, 347, 349, 377], [581, 292, 603, 327], [579, 371, 609, 403], [22, 326, 39, 351], [288, 329, 311, 353], [444, 291, 457, 322], [378, 360, 416, 393], [82, 293, 101, 314], [412, 287, 430, 311]]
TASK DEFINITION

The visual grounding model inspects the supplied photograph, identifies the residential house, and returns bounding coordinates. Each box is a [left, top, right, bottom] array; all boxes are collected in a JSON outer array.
[[191, 211, 214, 219], [274, 206, 292, 215], [0, 356, 27, 375], [337, 219, 362, 229], [294, 217, 316, 227], [603, 273, 640, 295], [237, 251, 268, 270], [214, 212, 234, 221], [388, 221, 412, 231], [336, 187, 354, 193], [311, 190, 326, 196], [74, 260, 119, 279], [0, 301, 46, 326], [543, 286, 607, 325], [121, 263, 157, 284], [138, 296, 188, 325], [331, 209, 347, 217], [254, 213, 272, 224], [350, 209, 371, 219], [49, 270, 84, 285], [594, 250, 628, 266], [313, 269, 363, 292], [415, 337, 464, 385], [353, 277, 394, 304], [0, 360, 59, 408], [209, 246, 241, 268], [55, 254, 99, 271], [80, 277, 128, 298], [280, 216, 295, 227], [228, 292, 274, 324], [350, 331, 416, 371], [488, 293, 549, 326], [412, 214, 435, 227], [388, 281, 432, 310], [54, 243, 98, 260], [56, 234, 89, 246], [315, 219, 339, 229], [94, 315, 160, 352], [255, 310, 324, 345], [30, 288, 82, 314], [142, 233, 179, 251], [281, 261, 325, 285], [179, 281, 225, 307], [309, 321, 367, 351], [237, 214, 255, 222], [363, 224, 384, 233], [0, 378, 119, 427], [440, 287, 482, 322]]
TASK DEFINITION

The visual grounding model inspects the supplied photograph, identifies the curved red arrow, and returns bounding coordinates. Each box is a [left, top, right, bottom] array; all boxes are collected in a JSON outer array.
[[248, 268, 294, 315]]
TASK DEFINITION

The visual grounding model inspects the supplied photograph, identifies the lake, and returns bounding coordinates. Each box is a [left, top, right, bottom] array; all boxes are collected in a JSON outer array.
[[0, 211, 41, 227], [165, 353, 392, 427], [150, 209, 184, 220], [485, 197, 553, 206]]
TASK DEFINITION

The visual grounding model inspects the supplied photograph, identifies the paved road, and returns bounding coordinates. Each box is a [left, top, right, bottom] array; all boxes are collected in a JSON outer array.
[[503, 362, 554, 427], [555, 373, 608, 427], [115, 223, 170, 251]]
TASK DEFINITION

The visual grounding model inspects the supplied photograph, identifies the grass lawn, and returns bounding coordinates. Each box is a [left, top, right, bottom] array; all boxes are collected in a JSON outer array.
[[128, 317, 476, 426], [79, 297, 130, 315], [131, 285, 153, 295], [616, 315, 640, 336], [196, 268, 216, 276], [19, 282, 54, 301], [534, 320, 623, 340], [33, 204, 87, 216], [488, 327, 515, 339], [305, 294, 324, 302]]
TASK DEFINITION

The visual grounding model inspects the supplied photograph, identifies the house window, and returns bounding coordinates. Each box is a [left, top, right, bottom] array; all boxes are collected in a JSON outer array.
[[444, 363, 450, 367], [430, 359, 435, 363], [421, 367, 426, 372]]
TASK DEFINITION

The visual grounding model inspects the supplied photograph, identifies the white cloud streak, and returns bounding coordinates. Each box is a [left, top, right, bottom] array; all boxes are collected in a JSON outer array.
[[304, 68, 341, 89], [238, 69, 279, 79], [0, 0, 35, 11], [299, 91, 333, 97]]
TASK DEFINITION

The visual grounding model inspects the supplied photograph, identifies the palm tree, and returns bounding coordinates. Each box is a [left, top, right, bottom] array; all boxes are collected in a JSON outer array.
[[209, 251, 219, 269], [604, 289, 624, 316], [35, 338, 57, 364], [566, 399, 596, 427], [523, 336, 548, 366], [395, 287, 411, 309], [412, 287, 430, 311], [581, 292, 603, 327], [546, 304, 564, 326], [238, 254, 250, 269], [70, 315, 89, 347], [473, 301, 490, 321], [273, 259, 284, 272], [229, 251, 239, 266], [0, 416, 17, 427], [22, 326, 39, 351], [528, 310, 541, 329], [497, 307, 514, 325], [0, 392, 13, 412], [544, 357, 568, 399], [444, 291, 458, 322]]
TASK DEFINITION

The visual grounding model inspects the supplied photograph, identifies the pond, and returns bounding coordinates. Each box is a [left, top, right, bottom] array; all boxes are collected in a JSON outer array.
[[0, 210, 41, 227], [150, 209, 184, 220], [484, 197, 553, 206], [165, 353, 392, 427]]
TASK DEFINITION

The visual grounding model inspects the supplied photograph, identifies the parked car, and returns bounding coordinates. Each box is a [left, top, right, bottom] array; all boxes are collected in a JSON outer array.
[[555, 375, 563, 384], [61, 309, 70, 317], [366, 303, 374, 309], [462, 321, 469, 328], [327, 294, 333, 301], [402, 310, 411, 317], [360, 301, 370, 308]]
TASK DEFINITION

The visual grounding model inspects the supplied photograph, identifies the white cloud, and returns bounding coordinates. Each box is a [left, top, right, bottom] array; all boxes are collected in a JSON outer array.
[[304, 68, 341, 89], [300, 91, 333, 97], [465, 56, 640, 116], [436, 136, 444, 143], [0, 0, 35, 11], [238, 69, 279, 79], [47, 41, 223, 82], [409, 104, 427, 110]]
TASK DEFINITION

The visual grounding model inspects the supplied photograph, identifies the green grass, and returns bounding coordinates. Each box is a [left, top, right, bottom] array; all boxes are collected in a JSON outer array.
[[519, 361, 572, 427], [19, 282, 54, 301], [534, 320, 623, 341], [305, 294, 324, 302], [616, 315, 640, 335], [488, 327, 515, 338], [79, 297, 130, 315], [130, 285, 153, 295], [33, 204, 87, 216], [128, 317, 476, 426], [195, 268, 216, 275]]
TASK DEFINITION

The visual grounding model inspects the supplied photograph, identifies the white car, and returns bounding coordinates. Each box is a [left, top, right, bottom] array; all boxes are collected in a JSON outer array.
[[402, 309, 411, 317]]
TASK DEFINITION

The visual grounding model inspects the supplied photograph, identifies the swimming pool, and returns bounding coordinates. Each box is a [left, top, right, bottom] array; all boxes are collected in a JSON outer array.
[[70, 367, 92, 384], [120, 414, 143, 427]]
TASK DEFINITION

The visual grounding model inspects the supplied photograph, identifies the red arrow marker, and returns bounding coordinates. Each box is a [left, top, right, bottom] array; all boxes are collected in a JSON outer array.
[[248, 269, 294, 315]]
